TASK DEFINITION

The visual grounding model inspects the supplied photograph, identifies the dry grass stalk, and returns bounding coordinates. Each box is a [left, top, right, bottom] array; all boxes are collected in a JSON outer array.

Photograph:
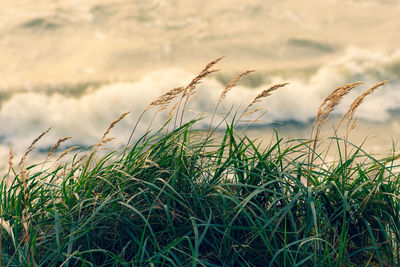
[[207, 70, 255, 132], [187, 69, 221, 100], [18, 127, 51, 168], [168, 101, 179, 120], [0, 146, 12, 265], [143, 86, 186, 139], [242, 107, 262, 117], [183, 56, 225, 98], [312, 82, 362, 138], [149, 86, 185, 111], [56, 146, 80, 162], [72, 154, 88, 167], [46, 136, 72, 161], [177, 57, 225, 127], [102, 137, 116, 144], [19, 167, 34, 263], [127, 87, 185, 145], [7, 145, 13, 177], [218, 70, 255, 105], [101, 111, 130, 142], [242, 83, 289, 117], [308, 82, 362, 180], [340, 80, 390, 129], [315, 82, 363, 124]]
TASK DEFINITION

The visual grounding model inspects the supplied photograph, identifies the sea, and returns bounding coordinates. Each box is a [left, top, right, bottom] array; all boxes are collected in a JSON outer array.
[[1, 0, 400, 168]]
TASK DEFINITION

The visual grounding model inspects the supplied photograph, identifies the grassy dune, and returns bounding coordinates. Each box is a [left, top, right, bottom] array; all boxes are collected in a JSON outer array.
[[0, 59, 398, 266]]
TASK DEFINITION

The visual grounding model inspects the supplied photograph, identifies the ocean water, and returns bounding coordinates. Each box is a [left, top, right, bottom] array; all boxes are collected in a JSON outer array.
[[1, 0, 400, 167]]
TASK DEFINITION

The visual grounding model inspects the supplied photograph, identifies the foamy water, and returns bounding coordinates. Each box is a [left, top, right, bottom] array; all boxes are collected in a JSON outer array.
[[1, 0, 400, 168]]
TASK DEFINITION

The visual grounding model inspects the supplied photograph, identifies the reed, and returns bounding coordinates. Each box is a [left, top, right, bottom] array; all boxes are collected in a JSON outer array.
[[56, 146, 80, 162], [46, 136, 72, 161], [308, 82, 363, 174], [7, 146, 13, 178], [18, 127, 51, 168], [241, 82, 289, 118], [312, 82, 362, 141], [209, 70, 255, 130], [340, 80, 390, 131], [177, 56, 224, 127]]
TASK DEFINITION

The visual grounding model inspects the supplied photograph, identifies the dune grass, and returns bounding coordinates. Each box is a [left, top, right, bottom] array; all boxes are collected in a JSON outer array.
[[0, 58, 398, 266]]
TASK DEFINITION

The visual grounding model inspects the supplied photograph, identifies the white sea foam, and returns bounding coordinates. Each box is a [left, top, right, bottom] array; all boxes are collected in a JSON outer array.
[[0, 47, 399, 160]]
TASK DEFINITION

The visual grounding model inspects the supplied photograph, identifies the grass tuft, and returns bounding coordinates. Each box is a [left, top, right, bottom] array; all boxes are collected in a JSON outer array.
[[0, 61, 398, 266]]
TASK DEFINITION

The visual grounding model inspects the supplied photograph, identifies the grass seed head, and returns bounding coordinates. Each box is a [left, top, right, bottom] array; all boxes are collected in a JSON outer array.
[[313, 82, 363, 131], [46, 136, 72, 161], [182, 56, 225, 98], [100, 111, 131, 142], [7, 145, 13, 177], [219, 70, 255, 104], [342, 80, 390, 128], [56, 146, 80, 162], [19, 127, 51, 168], [243, 82, 289, 117], [148, 86, 185, 111]]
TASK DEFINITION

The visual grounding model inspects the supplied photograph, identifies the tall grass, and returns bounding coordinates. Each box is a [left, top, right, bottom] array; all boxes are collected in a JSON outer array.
[[0, 58, 398, 266]]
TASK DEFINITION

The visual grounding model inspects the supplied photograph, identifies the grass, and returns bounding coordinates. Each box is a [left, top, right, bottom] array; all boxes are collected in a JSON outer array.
[[0, 58, 398, 266]]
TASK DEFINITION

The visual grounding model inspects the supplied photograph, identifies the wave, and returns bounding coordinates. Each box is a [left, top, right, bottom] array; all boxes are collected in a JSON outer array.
[[0, 47, 400, 156]]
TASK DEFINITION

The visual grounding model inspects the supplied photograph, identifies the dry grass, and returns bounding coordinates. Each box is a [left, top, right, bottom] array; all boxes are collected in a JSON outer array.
[[308, 82, 362, 174], [127, 86, 185, 144], [218, 70, 255, 105], [127, 57, 225, 143], [208, 70, 255, 130], [56, 146, 80, 162], [8, 127, 53, 266], [149, 86, 185, 112], [241, 83, 289, 118], [93, 111, 130, 152], [7, 146, 13, 178], [101, 112, 131, 143], [312, 82, 363, 136], [72, 154, 88, 168], [167, 101, 180, 120], [340, 80, 390, 130], [177, 57, 224, 127], [308, 81, 389, 178], [18, 127, 52, 169], [182, 56, 225, 99], [45, 136, 72, 162]]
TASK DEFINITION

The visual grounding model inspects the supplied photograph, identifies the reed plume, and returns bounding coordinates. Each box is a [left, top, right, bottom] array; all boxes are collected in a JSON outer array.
[[45, 136, 72, 162], [7, 145, 13, 177], [168, 101, 179, 120], [308, 82, 362, 181], [94, 111, 130, 151], [209, 70, 255, 130], [312, 82, 362, 141], [72, 154, 88, 168], [241, 83, 289, 119], [182, 56, 225, 99], [101, 112, 130, 142], [340, 80, 390, 130], [177, 56, 224, 127], [127, 86, 185, 144], [14, 127, 51, 263], [219, 70, 255, 105], [147, 86, 186, 137], [56, 146, 80, 162], [90, 111, 130, 166], [18, 127, 51, 168], [150, 86, 185, 111]]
